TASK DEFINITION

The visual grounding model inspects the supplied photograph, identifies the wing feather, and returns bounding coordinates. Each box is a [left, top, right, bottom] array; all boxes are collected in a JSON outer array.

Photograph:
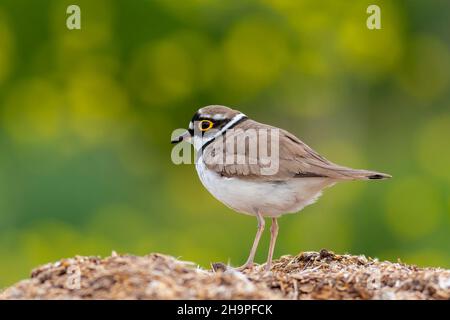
[[202, 120, 390, 181]]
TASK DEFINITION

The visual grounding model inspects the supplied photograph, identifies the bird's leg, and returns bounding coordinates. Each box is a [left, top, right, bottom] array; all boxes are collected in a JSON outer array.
[[236, 212, 265, 271], [265, 218, 279, 271]]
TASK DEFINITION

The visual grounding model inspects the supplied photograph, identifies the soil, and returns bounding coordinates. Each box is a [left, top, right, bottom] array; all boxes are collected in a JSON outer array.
[[1, 249, 449, 300]]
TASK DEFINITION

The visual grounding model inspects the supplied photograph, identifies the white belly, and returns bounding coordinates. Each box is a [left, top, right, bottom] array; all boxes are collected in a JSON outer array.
[[195, 157, 335, 217]]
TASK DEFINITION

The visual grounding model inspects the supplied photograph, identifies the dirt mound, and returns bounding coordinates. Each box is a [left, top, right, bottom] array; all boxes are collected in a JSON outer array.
[[1, 250, 449, 300]]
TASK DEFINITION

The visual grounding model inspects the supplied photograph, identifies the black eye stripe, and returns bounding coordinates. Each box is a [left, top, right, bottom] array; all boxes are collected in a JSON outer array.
[[211, 119, 227, 128]]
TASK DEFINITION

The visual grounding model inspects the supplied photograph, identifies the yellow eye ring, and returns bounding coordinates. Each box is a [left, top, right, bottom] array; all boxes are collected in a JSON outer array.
[[198, 120, 213, 131]]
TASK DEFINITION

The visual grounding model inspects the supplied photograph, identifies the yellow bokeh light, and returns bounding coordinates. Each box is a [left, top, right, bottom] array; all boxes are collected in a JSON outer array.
[[67, 70, 130, 144], [223, 16, 290, 95], [384, 177, 442, 240], [336, 2, 403, 78], [2, 79, 63, 144], [127, 32, 214, 106], [397, 35, 450, 101], [417, 114, 450, 181]]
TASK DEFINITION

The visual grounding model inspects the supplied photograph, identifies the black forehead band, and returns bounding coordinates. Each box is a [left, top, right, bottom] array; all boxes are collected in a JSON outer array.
[[190, 113, 229, 128], [191, 112, 222, 122]]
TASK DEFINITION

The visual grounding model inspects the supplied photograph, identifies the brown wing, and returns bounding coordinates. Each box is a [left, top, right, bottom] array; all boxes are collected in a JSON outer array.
[[202, 120, 391, 181]]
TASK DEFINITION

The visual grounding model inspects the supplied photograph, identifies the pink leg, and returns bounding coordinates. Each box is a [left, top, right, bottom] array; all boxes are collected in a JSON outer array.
[[237, 212, 265, 270], [265, 218, 279, 271]]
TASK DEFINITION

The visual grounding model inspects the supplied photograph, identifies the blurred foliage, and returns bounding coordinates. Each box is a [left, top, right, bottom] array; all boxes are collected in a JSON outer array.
[[0, 0, 449, 287]]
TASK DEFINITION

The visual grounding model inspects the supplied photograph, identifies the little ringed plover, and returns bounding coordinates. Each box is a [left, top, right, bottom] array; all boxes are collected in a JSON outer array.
[[171, 105, 391, 271]]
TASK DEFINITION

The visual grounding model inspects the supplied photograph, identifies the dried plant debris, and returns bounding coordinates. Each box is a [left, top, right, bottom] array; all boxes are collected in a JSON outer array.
[[0, 253, 279, 300], [1, 249, 449, 300], [246, 249, 450, 300]]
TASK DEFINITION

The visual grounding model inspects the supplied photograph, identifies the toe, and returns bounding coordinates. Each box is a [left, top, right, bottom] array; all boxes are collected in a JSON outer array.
[[236, 262, 254, 271]]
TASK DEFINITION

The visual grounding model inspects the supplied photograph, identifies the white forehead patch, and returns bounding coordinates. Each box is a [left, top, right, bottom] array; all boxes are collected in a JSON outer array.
[[196, 113, 225, 120], [212, 114, 226, 120]]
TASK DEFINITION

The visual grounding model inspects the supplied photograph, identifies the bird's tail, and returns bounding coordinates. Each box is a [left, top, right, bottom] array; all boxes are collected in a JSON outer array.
[[332, 167, 392, 180]]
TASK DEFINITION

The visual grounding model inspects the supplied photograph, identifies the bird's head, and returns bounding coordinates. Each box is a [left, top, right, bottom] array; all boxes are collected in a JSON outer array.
[[171, 105, 247, 150]]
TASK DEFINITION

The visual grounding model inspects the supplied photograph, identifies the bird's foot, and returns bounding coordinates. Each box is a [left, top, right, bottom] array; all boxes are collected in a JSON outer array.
[[235, 262, 254, 272], [211, 261, 255, 272], [263, 263, 272, 272]]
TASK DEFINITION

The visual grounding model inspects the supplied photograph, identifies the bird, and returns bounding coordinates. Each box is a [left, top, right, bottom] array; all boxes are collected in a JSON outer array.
[[171, 105, 391, 272]]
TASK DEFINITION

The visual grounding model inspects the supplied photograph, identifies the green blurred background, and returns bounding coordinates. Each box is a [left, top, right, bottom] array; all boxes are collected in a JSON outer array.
[[0, 0, 449, 287]]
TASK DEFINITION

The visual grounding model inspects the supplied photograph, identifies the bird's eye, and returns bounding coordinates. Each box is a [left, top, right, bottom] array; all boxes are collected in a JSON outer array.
[[199, 120, 213, 131]]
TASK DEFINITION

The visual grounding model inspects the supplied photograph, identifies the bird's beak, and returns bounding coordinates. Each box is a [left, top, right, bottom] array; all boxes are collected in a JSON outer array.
[[171, 130, 191, 144]]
